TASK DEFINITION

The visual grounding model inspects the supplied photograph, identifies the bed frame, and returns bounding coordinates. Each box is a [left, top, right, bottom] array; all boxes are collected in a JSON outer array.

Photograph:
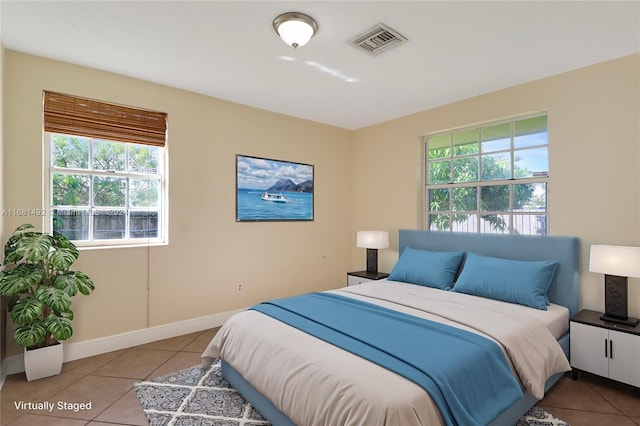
[[222, 230, 580, 426]]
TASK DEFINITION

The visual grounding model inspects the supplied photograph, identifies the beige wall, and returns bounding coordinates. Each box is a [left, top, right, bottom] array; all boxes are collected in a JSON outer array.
[[3, 51, 352, 357], [352, 53, 640, 319], [0, 23, 6, 367]]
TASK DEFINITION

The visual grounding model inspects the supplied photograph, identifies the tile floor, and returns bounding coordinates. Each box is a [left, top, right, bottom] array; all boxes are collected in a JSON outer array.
[[539, 371, 640, 426], [0, 327, 638, 425]]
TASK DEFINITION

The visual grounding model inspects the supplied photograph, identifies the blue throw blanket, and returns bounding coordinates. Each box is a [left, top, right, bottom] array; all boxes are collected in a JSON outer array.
[[251, 292, 523, 426]]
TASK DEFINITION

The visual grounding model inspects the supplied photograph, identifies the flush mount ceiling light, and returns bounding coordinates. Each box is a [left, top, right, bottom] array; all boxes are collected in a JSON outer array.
[[273, 12, 318, 48]]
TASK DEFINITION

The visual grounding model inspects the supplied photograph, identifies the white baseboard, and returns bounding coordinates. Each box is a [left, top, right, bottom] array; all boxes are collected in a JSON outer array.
[[1, 307, 245, 380]]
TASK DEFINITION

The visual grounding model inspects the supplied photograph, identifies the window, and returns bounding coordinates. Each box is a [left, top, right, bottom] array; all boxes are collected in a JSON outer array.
[[425, 114, 548, 235], [43, 92, 167, 246]]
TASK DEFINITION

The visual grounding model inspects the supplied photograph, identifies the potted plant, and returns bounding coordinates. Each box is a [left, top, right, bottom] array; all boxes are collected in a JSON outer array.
[[0, 224, 95, 380]]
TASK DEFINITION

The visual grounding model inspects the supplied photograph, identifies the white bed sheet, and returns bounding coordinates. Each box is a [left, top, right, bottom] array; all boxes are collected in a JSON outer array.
[[360, 279, 570, 340]]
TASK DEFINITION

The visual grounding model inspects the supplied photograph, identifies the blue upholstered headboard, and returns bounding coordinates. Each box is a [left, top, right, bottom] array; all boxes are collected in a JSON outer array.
[[398, 230, 580, 316]]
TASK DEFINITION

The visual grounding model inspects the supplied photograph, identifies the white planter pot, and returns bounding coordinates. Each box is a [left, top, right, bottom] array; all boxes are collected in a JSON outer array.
[[24, 342, 63, 381]]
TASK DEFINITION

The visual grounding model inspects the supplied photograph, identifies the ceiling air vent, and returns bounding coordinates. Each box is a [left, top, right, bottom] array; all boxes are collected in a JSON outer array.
[[351, 23, 407, 55]]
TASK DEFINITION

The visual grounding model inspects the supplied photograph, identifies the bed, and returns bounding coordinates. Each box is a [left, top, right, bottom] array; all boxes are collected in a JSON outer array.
[[201, 230, 579, 426]]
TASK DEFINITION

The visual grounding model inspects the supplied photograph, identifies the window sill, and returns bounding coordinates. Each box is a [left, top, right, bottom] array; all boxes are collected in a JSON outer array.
[[75, 241, 168, 251]]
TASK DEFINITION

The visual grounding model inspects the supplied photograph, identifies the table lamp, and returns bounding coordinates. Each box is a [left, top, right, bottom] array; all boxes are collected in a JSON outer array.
[[589, 244, 640, 326], [356, 231, 389, 276]]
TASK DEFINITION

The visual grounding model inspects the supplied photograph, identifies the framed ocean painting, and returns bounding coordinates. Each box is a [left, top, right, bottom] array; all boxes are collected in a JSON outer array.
[[236, 155, 314, 222]]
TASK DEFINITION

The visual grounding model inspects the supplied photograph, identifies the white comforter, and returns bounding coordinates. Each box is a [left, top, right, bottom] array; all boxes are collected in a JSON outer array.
[[201, 281, 570, 426]]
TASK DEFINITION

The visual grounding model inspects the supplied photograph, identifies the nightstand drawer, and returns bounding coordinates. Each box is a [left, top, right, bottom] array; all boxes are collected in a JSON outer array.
[[347, 275, 370, 286], [346, 271, 389, 286]]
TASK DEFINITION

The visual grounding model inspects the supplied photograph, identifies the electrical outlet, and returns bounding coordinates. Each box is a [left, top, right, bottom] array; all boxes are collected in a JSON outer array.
[[236, 283, 243, 293]]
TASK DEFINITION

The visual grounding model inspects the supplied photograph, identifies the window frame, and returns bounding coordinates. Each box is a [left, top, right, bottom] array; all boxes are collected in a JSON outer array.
[[424, 113, 549, 235], [43, 132, 168, 248]]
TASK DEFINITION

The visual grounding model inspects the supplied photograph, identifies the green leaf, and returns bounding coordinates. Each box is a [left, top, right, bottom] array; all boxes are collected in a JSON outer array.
[[44, 314, 73, 341], [14, 224, 35, 233], [35, 286, 71, 312], [0, 273, 32, 296], [51, 232, 75, 249], [16, 233, 53, 263], [59, 309, 74, 321], [71, 271, 95, 295], [52, 273, 78, 296], [14, 323, 47, 347], [3, 225, 35, 264], [48, 246, 79, 271], [53, 271, 95, 296], [10, 297, 44, 326], [0, 264, 45, 297]]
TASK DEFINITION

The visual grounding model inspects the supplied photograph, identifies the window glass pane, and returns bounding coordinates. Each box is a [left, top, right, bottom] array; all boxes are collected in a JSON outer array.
[[480, 214, 510, 234], [453, 157, 478, 183], [429, 160, 451, 184], [481, 122, 511, 152], [428, 188, 450, 212], [452, 187, 477, 211], [514, 116, 547, 149], [52, 173, 89, 206], [52, 209, 89, 241], [424, 115, 548, 236], [513, 214, 547, 235], [93, 176, 126, 207], [514, 147, 548, 178], [480, 185, 509, 212], [48, 132, 165, 244], [129, 144, 160, 174], [453, 129, 478, 156], [52, 134, 89, 169], [93, 211, 126, 239], [130, 211, 159, 238], [428, 134, 451, 160], [481, 152, 511, 180], [451, 214, 477, 233], [93, 140, 126, 171], [514, 182, 547, 212], [130, 179, 159, 207], [428, 213, 450, 231]]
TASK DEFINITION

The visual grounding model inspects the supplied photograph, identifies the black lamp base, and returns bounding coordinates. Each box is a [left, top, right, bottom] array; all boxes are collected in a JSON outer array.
[[601, 274, 638, 327], [366, 248, 379, 274]]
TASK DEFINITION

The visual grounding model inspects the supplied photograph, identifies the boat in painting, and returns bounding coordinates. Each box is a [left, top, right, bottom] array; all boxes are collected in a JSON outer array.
[[261, 192, 288, 203]]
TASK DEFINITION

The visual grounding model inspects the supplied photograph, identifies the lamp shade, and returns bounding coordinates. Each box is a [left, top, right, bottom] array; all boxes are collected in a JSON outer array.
[[356, 231, 389, 249], [273, 12, 318, 48], [589, 245, 640, 278]]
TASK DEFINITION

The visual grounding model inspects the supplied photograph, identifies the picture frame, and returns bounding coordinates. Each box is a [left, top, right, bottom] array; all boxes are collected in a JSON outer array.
[[236, 155, 314, 222]]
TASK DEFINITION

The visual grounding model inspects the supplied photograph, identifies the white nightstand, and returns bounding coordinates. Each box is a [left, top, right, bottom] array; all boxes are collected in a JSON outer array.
[[570, 309, 640, 388], [346, 270, 389, 286]]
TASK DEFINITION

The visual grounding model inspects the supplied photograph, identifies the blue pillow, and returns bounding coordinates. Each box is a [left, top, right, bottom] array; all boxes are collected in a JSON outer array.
[[389, 247, 465, 290], [453, 253, 558, 310]]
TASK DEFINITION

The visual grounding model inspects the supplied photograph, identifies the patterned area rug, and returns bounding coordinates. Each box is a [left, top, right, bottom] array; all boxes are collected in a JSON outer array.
[[135, 360, 569, 426]]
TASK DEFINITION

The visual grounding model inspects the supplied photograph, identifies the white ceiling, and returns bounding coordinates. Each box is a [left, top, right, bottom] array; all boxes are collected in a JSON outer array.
[[2, 1, 639, 130]]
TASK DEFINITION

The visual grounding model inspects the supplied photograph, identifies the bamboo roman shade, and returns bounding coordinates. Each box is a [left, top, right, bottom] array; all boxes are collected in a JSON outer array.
[[43, 91, 167, 147]]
